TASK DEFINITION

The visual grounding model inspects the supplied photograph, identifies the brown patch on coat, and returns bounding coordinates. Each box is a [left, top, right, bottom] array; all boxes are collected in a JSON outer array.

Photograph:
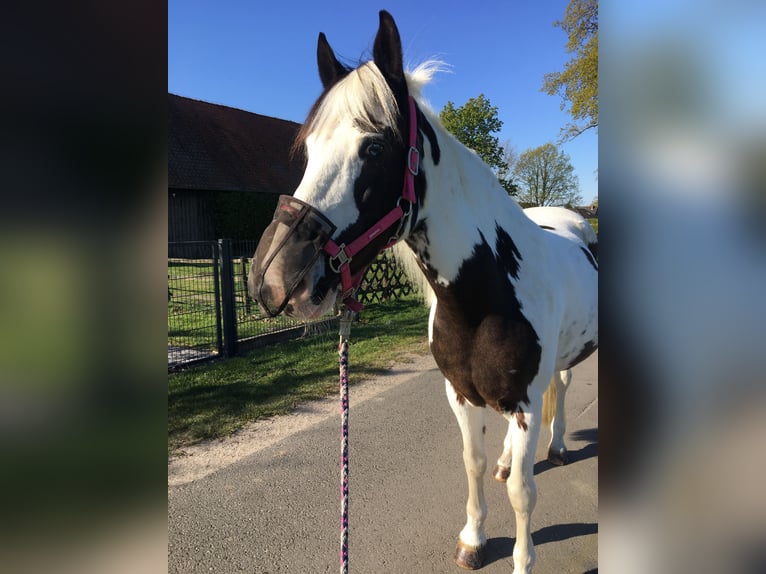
[[515, 409, 528, 431], [424, 232, 541, 416]]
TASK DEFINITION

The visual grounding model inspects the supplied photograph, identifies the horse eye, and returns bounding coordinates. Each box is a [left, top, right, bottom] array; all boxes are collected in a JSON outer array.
[[365, 141, 384, 158]]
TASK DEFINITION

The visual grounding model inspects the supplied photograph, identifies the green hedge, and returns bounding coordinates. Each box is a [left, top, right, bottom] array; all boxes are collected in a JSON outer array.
[[209, 191, 280, 241]]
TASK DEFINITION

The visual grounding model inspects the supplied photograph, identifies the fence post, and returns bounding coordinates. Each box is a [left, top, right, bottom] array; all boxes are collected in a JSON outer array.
[[241, 256, 251, 315], [219, 238, 238, 357], [212, 242, 223, 355]]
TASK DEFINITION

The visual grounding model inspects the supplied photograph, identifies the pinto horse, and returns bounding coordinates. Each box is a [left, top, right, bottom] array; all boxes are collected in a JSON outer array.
[[249, 11, 597, 573]]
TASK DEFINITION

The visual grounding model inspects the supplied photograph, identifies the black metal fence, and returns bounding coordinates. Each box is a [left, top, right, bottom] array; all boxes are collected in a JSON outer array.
[[168, 240, 414, 369]]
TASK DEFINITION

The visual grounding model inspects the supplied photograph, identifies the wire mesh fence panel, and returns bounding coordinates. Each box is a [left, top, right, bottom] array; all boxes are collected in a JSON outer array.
[[168, 241, 222, 367], [168, 241, 416, 368], [357, 251, 414, 304], [234, 244, 316, 341]]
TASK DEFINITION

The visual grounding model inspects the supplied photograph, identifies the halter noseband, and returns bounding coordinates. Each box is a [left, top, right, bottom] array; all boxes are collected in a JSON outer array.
[[322, 95, 419, 311]]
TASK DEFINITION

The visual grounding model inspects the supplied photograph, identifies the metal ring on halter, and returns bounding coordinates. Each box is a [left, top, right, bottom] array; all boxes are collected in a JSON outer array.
[[407, 146, 420, 176], [396, 196, 413, 220], [388, 197, 414, 243]]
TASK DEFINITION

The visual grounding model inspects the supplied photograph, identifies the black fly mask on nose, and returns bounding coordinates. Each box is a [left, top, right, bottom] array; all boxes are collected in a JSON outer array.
[[250, 195, 337, 317]]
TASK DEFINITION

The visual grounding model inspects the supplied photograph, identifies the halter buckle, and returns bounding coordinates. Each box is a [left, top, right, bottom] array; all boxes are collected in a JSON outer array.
[[328, 245, 350, 274], [407, 146, 419, 176]]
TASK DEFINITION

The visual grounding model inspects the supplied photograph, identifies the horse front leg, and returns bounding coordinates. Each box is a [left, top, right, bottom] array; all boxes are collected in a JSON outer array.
[[446, 379, 488, 570], [505, 393, 542, 574]]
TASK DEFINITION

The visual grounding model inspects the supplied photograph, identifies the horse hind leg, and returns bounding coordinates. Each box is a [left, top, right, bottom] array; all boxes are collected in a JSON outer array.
[[544, 369, 572, 465], [445, 379, 488, 570], [492, 424, 513, 482], [495, 368, 572, 481]]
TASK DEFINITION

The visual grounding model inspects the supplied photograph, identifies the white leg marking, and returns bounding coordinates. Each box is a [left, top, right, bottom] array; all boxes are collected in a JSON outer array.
[[505, 392, 543, 574], [445, 379, 488, 550], [547, 369, 572, 461]]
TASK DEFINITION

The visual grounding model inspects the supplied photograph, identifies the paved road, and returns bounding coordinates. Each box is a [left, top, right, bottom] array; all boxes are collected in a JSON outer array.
[[169, 352, 597, 573]]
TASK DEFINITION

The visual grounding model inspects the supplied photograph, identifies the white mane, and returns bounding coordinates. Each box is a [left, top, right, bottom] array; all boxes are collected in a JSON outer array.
[[390, 60, 450, 306], [405, 59, 449, 102], [306, 58, 448, 138], [306, 62, 400, 141]]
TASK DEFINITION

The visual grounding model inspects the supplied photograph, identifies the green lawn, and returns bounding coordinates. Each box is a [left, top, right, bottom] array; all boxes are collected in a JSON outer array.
[[168, 258, 304, 350], [168, 260, 220, 350], [168, 296, 430, 454]]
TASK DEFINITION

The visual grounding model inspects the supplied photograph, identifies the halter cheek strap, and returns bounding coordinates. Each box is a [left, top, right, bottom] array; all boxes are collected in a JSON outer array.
[[323, 96, 419, 311]]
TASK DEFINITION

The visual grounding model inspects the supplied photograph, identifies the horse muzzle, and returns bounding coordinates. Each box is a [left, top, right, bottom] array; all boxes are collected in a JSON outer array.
[[249, 195, 337, 317]]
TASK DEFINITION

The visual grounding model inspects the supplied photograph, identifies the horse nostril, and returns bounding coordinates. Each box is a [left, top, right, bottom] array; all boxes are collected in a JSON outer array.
[[255, 285, 282, 317]]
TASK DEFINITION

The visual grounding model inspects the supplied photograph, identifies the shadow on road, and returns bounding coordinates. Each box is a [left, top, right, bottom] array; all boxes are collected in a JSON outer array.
[[481, 522, 597, 567], [533, 522, 598, 545], [482, 536, 514, 567], [570, 427, 598, 443], [534, 427, 598, 476]]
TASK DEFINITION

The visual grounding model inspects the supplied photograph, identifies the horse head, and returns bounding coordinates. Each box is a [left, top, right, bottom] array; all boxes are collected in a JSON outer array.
[[249, 11, 424, 319]]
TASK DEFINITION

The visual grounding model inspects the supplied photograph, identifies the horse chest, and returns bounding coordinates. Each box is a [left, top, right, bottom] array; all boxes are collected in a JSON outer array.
[[429, 301, 541, 414]]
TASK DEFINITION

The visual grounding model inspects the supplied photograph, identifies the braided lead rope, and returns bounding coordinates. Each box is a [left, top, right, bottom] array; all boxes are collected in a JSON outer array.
[[338, 310, 353, 574]]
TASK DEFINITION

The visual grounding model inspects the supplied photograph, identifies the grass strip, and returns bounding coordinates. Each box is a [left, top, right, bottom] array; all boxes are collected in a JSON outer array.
[[169, 297, 430, 454]]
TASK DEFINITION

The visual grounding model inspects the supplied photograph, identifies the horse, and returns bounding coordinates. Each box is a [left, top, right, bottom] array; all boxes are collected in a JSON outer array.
[[248, 11, 598, 573]]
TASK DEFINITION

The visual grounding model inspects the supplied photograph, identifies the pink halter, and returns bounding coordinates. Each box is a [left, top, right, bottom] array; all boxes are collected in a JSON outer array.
[[322, 96, 419, 311]]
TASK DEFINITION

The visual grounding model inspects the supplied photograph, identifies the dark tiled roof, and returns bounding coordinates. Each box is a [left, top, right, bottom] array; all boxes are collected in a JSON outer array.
[[574, 206, 598, 218], [168, 93, 304, 193]]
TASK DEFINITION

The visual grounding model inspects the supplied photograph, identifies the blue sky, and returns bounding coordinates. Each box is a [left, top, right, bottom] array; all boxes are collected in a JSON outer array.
[[169, 1, 598, 204]]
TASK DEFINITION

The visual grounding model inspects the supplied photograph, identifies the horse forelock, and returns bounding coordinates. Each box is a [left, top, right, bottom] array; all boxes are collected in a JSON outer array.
[[292, 59, 446, 158], [293, 62, 401, 157]]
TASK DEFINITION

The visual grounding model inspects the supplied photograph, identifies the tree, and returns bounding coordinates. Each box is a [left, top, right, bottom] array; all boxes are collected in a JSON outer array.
[[440, 94, 508, 176], [542, 0, 598, 141], [497, 141, 520, 196], [513, 143, 582, 207]]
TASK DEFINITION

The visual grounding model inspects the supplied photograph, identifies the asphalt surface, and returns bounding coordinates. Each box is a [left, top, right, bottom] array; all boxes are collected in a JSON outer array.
[[168, 351, 598, 573]]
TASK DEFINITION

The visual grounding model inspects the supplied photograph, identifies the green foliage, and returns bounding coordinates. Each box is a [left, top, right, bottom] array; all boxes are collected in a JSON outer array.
[[440, 94, 508, 175], [513, 143, 582, 207], [542, 0, 598, 141], [499, 179, 519, 196], [497, 141, 520, 196]]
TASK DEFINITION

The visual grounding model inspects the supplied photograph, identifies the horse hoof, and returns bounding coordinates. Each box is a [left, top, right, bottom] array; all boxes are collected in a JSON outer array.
[[454, 541, 486, 570], [492, 464, 510, 482], [547, 447, 568, 466]]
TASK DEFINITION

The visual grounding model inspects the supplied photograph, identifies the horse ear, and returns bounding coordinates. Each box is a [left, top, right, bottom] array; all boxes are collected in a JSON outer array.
[[317, 32, 347, 89], [373, 10, 406, 91]]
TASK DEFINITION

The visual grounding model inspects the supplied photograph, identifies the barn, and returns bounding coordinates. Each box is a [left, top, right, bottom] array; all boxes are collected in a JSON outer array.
[[168, 94, 304, 257]]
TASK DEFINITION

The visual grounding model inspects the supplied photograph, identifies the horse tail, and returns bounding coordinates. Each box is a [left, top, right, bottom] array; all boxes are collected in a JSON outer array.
[[542, 374, 557, 427], [587, 233, 598, 263], [576, 218, 598, 263]]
